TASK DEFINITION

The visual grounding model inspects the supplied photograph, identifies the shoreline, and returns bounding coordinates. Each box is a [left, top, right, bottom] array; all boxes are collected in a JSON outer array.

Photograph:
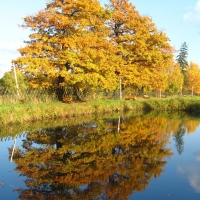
[[1, 97, 200, 127]]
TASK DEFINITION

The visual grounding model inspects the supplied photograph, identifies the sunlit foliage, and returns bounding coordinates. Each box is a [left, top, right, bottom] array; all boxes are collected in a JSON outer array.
[[186, 62, 200, 94], [12, 0, 174, 99], [165, 62, 184, 94], [0, 70, 28, 93]]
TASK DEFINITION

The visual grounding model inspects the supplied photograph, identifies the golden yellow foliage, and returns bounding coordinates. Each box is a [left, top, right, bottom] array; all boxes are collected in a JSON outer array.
[[12, 0, 174, 97], [186, 62, 200, 94], [166, 62, 184, 94]]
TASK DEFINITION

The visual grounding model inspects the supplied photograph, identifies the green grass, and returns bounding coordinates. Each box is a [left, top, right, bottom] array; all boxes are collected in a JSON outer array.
[[0, 96, 200, 127]]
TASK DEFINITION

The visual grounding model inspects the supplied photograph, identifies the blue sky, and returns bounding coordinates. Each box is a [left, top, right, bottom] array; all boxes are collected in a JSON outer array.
[[0, 0, 200, 77]]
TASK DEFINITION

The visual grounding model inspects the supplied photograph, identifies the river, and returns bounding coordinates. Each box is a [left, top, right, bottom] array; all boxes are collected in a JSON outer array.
[[0, 111, 200, 199]]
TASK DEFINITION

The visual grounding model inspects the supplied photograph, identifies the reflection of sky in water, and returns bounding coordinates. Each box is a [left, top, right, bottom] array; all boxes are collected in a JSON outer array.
[[1, 120, 200, 199], [177, 136, 200, 194], [0, 137, 27, 200], [178, 163, 200, 193], [132, 125, 200, 200]]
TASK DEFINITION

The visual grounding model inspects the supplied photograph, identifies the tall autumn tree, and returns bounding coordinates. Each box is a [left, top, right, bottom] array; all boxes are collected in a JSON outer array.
[[186, 62, 200, 94], [13, 0, 119, 100], [107, 0, 173, 92], [13, 0, 174, 100], [165, 62, 184, 94]]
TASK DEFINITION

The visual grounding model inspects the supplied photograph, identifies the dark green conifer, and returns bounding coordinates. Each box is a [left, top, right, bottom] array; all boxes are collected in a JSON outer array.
[[176, 42, 189, 71]]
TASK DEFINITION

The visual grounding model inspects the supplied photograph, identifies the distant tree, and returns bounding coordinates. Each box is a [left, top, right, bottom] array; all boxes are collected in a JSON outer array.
[[186, 62, 200, 94], [176, 42, 189, 71], [166, 62, 184, 94], [0, 70, 28, 93]]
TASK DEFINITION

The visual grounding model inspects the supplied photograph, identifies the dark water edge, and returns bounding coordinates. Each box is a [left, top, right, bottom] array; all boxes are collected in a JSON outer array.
[[1, 111, 200, 199], [1, 110, 199, 139], [0, 111, 144, 138]]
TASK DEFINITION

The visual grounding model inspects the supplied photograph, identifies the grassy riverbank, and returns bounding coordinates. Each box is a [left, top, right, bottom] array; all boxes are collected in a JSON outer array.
[[1, 97, 200, 126]]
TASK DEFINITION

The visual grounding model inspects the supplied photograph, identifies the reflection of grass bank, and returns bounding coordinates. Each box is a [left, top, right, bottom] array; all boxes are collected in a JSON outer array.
[[0, 97, 200, 126], [0, 111, 147, 139]]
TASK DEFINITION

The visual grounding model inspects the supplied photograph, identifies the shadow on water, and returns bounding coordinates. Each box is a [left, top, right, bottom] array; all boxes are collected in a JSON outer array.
[[2, 111, 200, 199]]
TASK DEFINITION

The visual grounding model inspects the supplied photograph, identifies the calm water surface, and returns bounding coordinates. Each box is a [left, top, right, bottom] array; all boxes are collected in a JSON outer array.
[[1, 112, 200, 200]]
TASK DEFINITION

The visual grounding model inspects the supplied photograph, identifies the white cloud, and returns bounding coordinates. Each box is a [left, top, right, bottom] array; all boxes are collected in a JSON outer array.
[[188, 172, 200, 193], [184, 0, 200, 22], [0, 41, 24, 77], [177, 165, 186, 174], [0, 70, 3, 78], [177, 153, 200, 193], [0, 61, 12, 77], [178, 165, 200, 193], [0, 41, 25, 53], [195, 0, 200, 12], [196, 155, 200, 162], [183, 12, 193, 20], [0, 61, 11, 67]]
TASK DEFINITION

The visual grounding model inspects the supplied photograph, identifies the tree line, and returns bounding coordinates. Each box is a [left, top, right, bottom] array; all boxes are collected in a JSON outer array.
[[1, 0, 200, 99]]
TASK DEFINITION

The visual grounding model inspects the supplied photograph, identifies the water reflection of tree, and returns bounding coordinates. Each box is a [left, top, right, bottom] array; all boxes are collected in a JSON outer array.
[[173, 124, 186, 155], [8, 116, 172, 200]]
